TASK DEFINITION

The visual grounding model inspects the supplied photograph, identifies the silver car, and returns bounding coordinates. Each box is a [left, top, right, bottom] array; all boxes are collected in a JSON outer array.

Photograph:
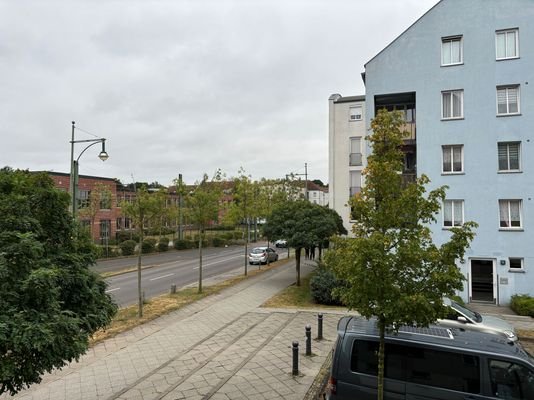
[[437, 298, 517, 341], [248, 247, 278, 265]]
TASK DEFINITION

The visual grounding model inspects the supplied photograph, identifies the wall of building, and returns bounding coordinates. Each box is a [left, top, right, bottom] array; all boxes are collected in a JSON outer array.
[[364, 0, 534, 304], [329, 94, 366, 234]]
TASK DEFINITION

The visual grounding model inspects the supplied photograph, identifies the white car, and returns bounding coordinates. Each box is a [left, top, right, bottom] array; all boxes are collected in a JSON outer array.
[[274, 239, 287, 248], [248, 247, 278, 265], [437, 298, 517, 341]]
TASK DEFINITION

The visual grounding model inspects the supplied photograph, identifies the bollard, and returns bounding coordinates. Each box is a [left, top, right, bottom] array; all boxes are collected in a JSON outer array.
[[292, 341, 299, 376], [142, 291, 146, 304], [170, 284, 177, 294], [305, 324, 312, 356], [318, 314, 323, 340]]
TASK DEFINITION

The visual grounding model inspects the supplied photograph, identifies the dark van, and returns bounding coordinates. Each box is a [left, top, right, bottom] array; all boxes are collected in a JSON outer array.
[[327, 316, 534, 400]]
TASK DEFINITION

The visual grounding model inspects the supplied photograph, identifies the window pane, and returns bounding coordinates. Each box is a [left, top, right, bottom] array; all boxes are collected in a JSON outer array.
[[509, 258, 522, 269], [508, 87, 519, 113], [506, 31, 517, 57], [442, 40, 451, 65], [442, 92, 451, 118], [444, 201, 452, 226], [453, 201, 463, 226], [509, 143, 520, 169], [499, 200, 509, 227], [452, 91, 462, 117], [453, 146, 462, 172], [451, 39, 461, 63], [496, 32, 506, 58], [443, 146, 452, 172], [498, 143, 509, 170], [510, 201, 521, 227]]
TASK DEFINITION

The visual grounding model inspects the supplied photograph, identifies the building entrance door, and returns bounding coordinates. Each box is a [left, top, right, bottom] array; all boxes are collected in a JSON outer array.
[[470, 259, 495, 303]]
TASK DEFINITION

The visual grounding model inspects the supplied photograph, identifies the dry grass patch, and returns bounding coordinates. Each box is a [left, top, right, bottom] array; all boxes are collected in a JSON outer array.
[[90, 259, 289, 345]]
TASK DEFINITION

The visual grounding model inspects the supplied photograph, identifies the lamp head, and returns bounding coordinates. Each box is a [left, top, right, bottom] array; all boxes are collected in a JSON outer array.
[[98, 140, 109, 161]]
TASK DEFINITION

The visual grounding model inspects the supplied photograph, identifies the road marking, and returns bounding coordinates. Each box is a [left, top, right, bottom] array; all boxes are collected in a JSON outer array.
[[105, 287, 120, 293], [193, 254, 244, 270], [150, 273, 175, 281]]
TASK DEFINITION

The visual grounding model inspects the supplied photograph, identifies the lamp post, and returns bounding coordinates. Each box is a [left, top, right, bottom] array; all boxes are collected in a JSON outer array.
[[69, 121, 109, 220]]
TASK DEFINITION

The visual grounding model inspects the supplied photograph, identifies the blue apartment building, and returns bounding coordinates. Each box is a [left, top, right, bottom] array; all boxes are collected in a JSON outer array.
[[362, 0, 533, 305]]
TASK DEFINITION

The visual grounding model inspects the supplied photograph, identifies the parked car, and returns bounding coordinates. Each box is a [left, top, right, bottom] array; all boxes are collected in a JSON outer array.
[[327, 316, 534, 400], [248, 247, 278, 265], [274, 239, 287, 248], [437, 298, 517, 341]]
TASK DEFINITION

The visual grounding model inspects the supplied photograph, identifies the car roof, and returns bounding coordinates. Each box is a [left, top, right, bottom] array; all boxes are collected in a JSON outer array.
[[338, 316, 531, 363]]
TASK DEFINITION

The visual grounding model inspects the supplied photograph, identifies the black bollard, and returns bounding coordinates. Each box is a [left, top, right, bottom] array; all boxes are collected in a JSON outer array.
[[305, 324, 312, 356], [170, 284, 177, 294], [292, 341, 299, 376], [318, 314, 323, 340]]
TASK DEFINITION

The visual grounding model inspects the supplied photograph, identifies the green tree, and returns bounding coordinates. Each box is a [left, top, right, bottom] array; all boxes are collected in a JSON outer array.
[[263, 200, 344, 286], [324, 110, 477, 400], [0, 168, 117, 395], [186, 171, 223, 293], [121, 186, 162, 317]]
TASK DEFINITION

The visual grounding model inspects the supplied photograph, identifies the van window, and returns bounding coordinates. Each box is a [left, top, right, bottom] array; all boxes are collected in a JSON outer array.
[[489, 359, 534, 399], [350, 340, 480, 393]]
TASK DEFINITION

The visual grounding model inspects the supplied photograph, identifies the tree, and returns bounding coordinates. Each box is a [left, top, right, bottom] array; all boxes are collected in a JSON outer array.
[[121, 185, 162, 317], [263, 200, 344, 286], [78, 182, 113, 241], [186, 171, 223, 293], [324, 110, 477, 400], [0, 168, 117, 395]]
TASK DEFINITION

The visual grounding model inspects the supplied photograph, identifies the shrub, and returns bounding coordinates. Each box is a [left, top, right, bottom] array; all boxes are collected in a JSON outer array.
[[174, 239, 189, 250], [157, 240, 169, 252], [142, 238, 157, 254], [212, 237, 226, 247], [119, 240, 137, 256], [510, 294, 534, 317], [309, 268, 345, 306], [116, 231, 139, 243]]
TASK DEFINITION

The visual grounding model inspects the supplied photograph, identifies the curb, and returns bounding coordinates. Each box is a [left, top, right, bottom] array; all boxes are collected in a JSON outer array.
[[303, 348, 332, 400]]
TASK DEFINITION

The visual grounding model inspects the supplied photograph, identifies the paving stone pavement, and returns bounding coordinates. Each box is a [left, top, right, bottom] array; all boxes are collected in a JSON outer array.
[[3, 261, 342, 400]]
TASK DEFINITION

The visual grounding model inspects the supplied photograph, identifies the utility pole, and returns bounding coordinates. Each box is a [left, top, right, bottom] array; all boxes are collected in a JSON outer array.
[[178, 173, 183, 240]]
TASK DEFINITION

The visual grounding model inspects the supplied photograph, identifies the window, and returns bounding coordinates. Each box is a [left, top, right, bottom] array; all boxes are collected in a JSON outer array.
[[497, 86, 520, 115], [441, 36, 463, 65], [496, 28, 519, 60], [499, 200, 522, 228], [489, 359, 534, 399], [509, 258, 523, 270], [350, 171, 361, 197], [442, 90, 463, 119], [99, 219, 111, 243], [349, 105, 363, 121], [100, 191, 112, 209], [351, 340, 480, 394], [443, 200, 464, 227], [498, 142, 520, 172], [78, 190, 91, 209], [116, 218, 123, 231], [349, 137, 362, 166], [442, 145, 463, 173]]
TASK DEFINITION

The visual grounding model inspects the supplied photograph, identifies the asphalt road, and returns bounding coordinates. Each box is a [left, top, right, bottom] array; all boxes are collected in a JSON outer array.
[[95, 243, 289, 307]]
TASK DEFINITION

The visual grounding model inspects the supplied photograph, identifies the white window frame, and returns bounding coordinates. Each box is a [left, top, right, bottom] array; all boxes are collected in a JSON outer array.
[[441, 90, 464, 120], [442, 145, 464, 174], [443, 199, 464, 228], [496, 85, 520, 116], [349, 105, 363, 121], [499, 199, 522, 229], [496, 28, 519, 60], [441, 36, 463, 66], [498, 142, 521, 172], [508, 257, 524, 271]]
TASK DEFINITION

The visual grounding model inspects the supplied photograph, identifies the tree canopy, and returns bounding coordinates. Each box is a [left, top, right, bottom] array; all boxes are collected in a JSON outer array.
[[0, 168, 117, 395], [324, 110, 476, 400], [263, 200, 345, 285]]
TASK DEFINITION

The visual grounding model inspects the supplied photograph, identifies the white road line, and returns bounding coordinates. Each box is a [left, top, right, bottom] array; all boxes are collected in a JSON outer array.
[[105, 287, 120, 293], [149, 273, 175, 281]]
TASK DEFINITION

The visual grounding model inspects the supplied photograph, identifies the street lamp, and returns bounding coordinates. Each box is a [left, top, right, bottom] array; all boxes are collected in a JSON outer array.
[[69, 121, 109, 219]]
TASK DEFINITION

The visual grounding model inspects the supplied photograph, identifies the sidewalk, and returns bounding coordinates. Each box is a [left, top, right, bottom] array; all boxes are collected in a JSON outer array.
[[3, 261, 337, 400]]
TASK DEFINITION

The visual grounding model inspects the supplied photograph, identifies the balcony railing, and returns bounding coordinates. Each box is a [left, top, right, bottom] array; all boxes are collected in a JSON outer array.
[[349, 153, 363, 166]]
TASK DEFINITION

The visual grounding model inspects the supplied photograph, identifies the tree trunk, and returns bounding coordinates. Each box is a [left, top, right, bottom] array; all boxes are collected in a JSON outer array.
[[244, 220, 249, 276], [295, 247, 301, 286], [378, 317, 386, 400], [198, 228, 203, 293]]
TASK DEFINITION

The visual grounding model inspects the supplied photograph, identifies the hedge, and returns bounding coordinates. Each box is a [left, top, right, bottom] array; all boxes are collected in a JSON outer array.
[[119, 240, 137, 256], [510, 294, 534, 317], [309, 268, 345, 306]]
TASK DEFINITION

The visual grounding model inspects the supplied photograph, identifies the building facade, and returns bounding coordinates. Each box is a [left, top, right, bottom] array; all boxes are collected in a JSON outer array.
[[361, 0, 534, 304], [328, 94, 366, 234]]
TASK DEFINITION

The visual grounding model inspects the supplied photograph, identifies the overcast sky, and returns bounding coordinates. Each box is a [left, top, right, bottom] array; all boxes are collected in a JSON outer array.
[[1, 0, 438, 186]]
